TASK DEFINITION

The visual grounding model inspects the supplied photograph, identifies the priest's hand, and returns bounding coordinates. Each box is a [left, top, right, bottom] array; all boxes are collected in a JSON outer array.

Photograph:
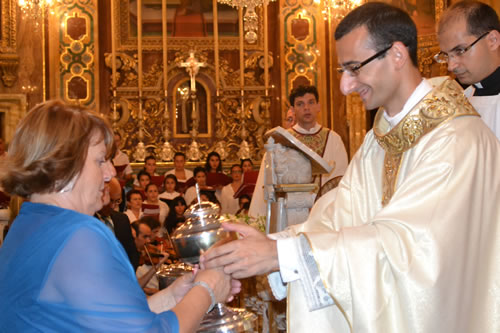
[[200, 222, 279, 279]]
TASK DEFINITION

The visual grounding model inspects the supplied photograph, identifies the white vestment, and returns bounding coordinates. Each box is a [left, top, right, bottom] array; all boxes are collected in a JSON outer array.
[[164, 168, 193, 182], [269, 78, 500, 332], [249, 124, 348, 218], [464, 85, 500, 140]]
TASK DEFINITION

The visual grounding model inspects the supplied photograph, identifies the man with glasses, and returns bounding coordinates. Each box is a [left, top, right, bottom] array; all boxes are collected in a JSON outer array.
[[201, 3, 500, 332], [437, 1, 500, 139], [96, 177, 137, 266]]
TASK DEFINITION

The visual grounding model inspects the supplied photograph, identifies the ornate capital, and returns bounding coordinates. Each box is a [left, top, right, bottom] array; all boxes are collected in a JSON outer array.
[[0, 53, 19, 87]]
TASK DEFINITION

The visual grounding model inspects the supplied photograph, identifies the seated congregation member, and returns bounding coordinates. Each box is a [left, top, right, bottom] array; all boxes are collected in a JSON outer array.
[[0, 100, 233, 332], [184, 167, 215, 206], [134, 170, 151, 199], [235, 194, 251, 216], [165, 152, 193, 187], [95, 177, 137, 266], [133, 217, 168, 295], [133, 155, 159, 187], [220, 165, 243, 215], [160, 174, 181, 202], [143, 183, 169, 225], [165, 196, 187, 234], [125, 189, 143, 223]]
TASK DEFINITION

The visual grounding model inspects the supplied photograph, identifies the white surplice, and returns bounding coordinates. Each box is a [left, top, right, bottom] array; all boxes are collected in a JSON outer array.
[[464, 85, 500, 141], [249, 124, 348, 218], [269, 78, 500, 332]]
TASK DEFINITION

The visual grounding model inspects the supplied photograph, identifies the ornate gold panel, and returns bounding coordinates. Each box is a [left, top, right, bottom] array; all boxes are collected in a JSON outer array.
[[0, 0, 19, 87]]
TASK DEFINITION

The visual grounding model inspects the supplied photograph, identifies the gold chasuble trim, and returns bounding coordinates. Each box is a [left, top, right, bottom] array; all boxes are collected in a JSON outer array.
[[373, 78, 479, 206], [287, 127, 330, 157]]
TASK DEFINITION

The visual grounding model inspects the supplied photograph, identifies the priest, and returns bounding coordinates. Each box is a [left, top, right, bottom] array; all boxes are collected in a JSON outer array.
[[201, 3, 500, 332], [437, 0, 500, 140], [249, 85, 348, 219]]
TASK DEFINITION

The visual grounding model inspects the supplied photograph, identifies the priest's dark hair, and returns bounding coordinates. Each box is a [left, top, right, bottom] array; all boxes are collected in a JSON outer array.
[[438, 1, 500, 37], [334, 2, 418, 67], [289, 85, 319, 106]]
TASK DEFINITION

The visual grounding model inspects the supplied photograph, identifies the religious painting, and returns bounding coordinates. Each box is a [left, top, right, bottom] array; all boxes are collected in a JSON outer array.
[[128, 0, 238, 37]]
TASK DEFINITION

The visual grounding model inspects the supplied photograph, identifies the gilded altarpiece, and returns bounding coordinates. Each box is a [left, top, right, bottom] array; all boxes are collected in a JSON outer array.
[[47, 0, 100, 108], [101, 1, 276, 162]]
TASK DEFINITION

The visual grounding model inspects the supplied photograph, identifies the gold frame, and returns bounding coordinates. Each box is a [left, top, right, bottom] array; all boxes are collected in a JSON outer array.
[[0, 0, 19, 87]]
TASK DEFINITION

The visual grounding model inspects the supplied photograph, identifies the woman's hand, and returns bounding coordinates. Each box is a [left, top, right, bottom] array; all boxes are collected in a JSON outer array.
[[194, 267, 232, 304]]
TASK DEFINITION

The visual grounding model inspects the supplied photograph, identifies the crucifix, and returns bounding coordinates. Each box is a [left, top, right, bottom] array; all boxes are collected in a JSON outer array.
[[179, 51, 206, 92]]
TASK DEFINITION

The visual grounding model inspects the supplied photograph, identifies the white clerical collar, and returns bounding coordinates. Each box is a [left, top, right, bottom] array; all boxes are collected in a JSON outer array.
[[292, 123, 321, 134], [383, 79, 433, 128], [474, 82, 483, 89]]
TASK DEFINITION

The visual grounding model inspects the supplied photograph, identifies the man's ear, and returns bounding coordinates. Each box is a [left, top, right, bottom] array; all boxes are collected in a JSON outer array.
[[486, 30, 500, 51], [390, 41, 410, 70]]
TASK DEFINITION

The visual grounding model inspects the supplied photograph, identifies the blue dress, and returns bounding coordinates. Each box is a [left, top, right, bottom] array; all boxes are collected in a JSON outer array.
[[0, 202, 178, 332]]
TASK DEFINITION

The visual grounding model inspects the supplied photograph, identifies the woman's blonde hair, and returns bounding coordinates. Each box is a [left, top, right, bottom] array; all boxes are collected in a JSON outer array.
[[0, 100, 113, 198]]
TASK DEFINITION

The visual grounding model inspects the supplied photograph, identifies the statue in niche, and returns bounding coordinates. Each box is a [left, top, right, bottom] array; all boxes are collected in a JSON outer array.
[[174, 80, 208, 136]]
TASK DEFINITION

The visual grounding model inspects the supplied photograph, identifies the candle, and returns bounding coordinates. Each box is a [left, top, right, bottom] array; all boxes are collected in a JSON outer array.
[[263, 1, 269, 96], [162, 0, 168, 112], [137, 0, 143, 123], [213, 0, 220, 95]]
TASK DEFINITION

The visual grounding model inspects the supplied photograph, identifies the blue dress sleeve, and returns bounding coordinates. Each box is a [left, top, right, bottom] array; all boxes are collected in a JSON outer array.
[[38, 224, 179, 332]]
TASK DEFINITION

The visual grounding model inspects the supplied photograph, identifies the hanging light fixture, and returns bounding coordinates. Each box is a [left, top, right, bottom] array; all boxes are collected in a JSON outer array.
[[217, 0, 276, 44], [322, 0, 363, 20]]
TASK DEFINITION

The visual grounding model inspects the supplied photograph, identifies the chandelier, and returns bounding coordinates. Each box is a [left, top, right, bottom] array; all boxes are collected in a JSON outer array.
[[322, 0, 363, 20], [217, 0, 277, 44], [18, 0, 60, 23]]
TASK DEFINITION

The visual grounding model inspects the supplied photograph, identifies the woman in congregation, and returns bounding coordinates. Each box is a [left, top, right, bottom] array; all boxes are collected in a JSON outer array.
[[160, 174, 181, 202], [220, 164, 243, 215], [143, 183, 169, 225], [125, 189, 144, 223], [164, 196, 187, 234], [184, 167, 214, 206], [0, 100, 234, 332], [204, 151, 223, 174], [240, 158, 253, 173]]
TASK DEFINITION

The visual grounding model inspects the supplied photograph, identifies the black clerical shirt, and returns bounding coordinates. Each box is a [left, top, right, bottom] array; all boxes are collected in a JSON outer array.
[[472, 66, 500, 96]]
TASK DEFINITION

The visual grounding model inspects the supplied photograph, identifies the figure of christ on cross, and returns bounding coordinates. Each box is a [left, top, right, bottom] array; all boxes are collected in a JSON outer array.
[[179, 51, 206, 92]]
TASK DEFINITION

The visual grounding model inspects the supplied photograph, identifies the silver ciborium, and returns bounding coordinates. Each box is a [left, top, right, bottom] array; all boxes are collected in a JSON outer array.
[[170, 187, 257, 332]]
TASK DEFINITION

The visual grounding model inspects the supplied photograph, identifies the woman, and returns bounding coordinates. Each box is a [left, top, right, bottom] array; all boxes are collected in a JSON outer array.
[[160, 174, 181, 201], [125, 189, 144, 223], [165, 196, 187, 234], [143, 183, 169, 225], [240, 158, 253, 173], [0, 100, 233, 332], [220, 165, 243, 215], [184, 167, 214, 206], [204, 151, 223, 174]]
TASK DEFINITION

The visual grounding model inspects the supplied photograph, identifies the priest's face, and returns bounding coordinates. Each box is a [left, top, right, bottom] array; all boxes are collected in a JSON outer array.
[[337, 26, 395, 111], [437, 16, 499, 85], [293, 93, 320, 130]]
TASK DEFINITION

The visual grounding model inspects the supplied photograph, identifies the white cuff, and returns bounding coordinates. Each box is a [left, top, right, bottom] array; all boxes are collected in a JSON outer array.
[[277, 237, 301, 283]]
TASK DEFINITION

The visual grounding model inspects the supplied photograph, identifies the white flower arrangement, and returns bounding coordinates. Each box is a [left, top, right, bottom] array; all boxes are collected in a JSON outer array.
[[222, 213, 266, 233]]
